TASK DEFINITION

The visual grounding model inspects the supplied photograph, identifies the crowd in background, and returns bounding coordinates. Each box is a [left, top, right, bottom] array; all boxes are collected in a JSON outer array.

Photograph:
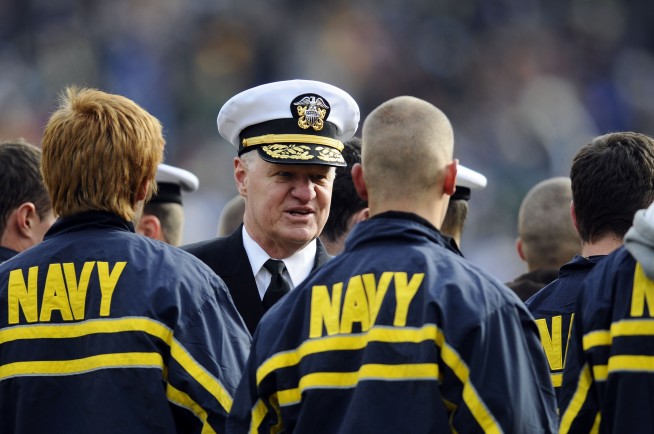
[[3, 0, 654, 280]]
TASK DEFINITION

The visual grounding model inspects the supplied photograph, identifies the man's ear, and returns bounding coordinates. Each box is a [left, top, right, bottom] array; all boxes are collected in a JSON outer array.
[[136, 214, 162, 241], [353, 207, 369, 224], [15, 202, 37, 237], [443, 159, 458, 196], [351, 163, 368, 202], [136, 180, 150, 203], [234, 156, 248, 195], [516, 237, 526, 262]]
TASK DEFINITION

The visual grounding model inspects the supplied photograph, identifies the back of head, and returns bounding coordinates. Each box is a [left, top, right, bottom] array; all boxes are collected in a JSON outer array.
[[361, 96, 453, 203], [441, 164, 486, 245], [518, 177, 580, 270], [441, 200, 468, 244], [571, 132, 654, 243], [142, 202, 184, 246], [0, 139, 52, 235], [41, 87, 164, 222], [321, 136, 367, 243]]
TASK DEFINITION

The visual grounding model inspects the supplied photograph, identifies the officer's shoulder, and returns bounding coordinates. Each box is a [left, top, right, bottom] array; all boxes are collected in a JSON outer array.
[[181, 236, 230, 256]]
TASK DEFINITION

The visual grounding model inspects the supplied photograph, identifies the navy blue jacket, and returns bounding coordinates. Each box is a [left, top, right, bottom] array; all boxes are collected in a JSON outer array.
[[227, 212, 558, 433], [560, 247, 654, 434], [0, 212, 251, 434], [526, 255, 605, 404], [0, 245, 18, 264]]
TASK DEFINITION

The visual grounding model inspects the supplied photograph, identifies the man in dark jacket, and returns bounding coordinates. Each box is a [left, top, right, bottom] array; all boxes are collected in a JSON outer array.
[[0, 87, 251, 434], [560, 202, 654, 433], [183, 79, 360, 334], [0, 139, 55, 263], [507, 177, 580, 301], [526, 132, 654, 406], [136, 163, 199, 246], [226, 96, 558, 434]]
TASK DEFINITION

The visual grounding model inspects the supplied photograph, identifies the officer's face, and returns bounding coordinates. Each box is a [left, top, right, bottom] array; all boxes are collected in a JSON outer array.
[[235, 153, 335, 257]]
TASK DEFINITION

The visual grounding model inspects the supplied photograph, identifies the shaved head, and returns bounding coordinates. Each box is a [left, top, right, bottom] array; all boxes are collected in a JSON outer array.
[[518, 177, 581, 270], [361, 96, 454, 203]]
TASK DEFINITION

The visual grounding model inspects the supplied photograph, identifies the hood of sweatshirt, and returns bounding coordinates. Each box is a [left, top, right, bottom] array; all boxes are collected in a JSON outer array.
[[625, 203, 654, 279]]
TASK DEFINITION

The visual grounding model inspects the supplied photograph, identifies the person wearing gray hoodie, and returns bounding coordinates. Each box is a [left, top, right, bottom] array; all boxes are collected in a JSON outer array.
[[559, 202, 654, 434]]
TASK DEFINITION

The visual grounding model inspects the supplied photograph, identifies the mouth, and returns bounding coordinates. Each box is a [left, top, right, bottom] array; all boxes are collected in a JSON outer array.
[[287, 208, 314, 216]]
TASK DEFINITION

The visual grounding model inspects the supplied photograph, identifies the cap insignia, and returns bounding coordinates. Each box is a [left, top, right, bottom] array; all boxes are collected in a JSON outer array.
[[261, 144, 314, 161], [292, 94, 330, 131], [316, 146, 343, 163]]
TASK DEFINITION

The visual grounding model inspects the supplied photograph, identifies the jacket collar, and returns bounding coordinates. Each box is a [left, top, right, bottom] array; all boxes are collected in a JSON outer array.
[[46, 211, 134, 240], [348, 211, 461, 256]]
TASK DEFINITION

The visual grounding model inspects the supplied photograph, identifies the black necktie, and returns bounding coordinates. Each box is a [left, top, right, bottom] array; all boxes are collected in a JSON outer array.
[[262, 259, 291, 310]]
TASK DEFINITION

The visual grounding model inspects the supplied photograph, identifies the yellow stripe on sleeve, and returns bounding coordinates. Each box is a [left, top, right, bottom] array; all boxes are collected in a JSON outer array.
[[592, 365, 608, 381], [255, 323, 500, 433], [250, 399, 269, 434], [611, 319, 654, 337], [0, 317, 232, 425], [274, 363, 439, 407], [256, 325, 438, 385], [559, 364, 594, 434], [439, 342, 501, 434], [582, 330, 611, 351], [580, 319, 654, 353], [591, 412, 601, 434], [166, 383, 216, 434], [0, 352, 163, 380], [608, 355, 654, 373], [170, 339, 234, 413], [0, 317, 173, 344]]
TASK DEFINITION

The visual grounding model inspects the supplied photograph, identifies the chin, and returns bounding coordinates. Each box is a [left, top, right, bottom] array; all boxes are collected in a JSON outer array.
[[283, 227, 318, 244]]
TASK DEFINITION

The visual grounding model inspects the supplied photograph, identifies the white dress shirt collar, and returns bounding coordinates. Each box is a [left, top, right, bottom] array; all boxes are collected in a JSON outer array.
[[241, 226, 317, 299]]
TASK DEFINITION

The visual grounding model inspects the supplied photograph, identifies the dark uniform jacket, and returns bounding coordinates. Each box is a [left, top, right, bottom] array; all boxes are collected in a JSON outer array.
[[0, 212, 251, 434], [526, 255, 605, 405], [227, 211, 558, 434], [182, 225, 331, 335], [0, 245, 18, 264], [559, 248, 654, 434]]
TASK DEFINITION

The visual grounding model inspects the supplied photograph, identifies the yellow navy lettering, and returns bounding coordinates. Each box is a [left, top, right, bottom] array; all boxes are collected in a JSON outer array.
[[309, 272, 424, 339], [631, 263, 654, 317], [535, 313, 574, 387], [8, 261, 127, 324]]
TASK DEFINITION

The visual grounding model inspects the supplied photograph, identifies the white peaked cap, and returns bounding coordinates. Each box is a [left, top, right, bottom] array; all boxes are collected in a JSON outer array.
[[217, 79, 360, 167]]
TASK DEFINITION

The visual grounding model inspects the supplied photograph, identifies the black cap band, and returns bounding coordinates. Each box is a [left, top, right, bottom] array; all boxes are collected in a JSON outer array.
[[149, 182, 183, 205], [451, 186, 471, 201], [238, 119, 338, 155]]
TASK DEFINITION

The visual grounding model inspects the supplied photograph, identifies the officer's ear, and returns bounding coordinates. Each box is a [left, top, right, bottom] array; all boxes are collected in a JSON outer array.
[[136, 214, 162, 241], [234, 156, 248, 196], [352, 163, 368, 202]]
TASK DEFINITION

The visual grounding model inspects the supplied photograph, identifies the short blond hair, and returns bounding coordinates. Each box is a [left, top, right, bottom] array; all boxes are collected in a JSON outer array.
[[41, 87, 164, 221], [361, 96, 453, 202]]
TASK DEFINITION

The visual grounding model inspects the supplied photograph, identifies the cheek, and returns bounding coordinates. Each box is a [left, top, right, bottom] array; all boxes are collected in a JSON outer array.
[[259, 186, 286, 212], [316, 187, 332, 210]]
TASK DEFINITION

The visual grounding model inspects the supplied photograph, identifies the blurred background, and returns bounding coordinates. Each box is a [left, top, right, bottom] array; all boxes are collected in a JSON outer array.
[[2, 0, 654, 281]]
